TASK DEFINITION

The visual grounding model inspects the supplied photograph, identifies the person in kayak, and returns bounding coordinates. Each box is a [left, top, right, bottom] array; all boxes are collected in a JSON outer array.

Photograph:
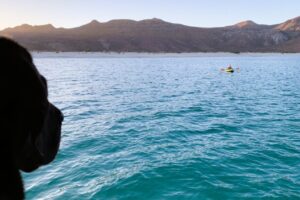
[[221, 65, 235, 73], [225, 65, 234, 72], [227, 65, 233, 70]]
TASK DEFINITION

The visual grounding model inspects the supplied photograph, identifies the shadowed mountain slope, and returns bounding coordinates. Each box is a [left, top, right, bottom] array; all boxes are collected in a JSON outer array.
[[1, 17, 300, 52]]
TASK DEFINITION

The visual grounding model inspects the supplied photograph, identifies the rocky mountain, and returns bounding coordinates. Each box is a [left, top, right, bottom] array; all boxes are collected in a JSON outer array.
[[275, 16, 300, 31], [1, 17, 300, 52]]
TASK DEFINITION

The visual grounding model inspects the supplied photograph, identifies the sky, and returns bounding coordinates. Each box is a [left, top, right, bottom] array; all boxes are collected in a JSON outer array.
[[0, 0, 300, 30]]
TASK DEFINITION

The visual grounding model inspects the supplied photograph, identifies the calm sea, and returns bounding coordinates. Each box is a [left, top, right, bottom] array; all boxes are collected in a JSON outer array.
[[24, 53, 300, 199]]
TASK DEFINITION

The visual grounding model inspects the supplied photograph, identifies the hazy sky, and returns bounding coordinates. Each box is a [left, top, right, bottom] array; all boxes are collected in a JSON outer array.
[[0, 0, 299, 29]]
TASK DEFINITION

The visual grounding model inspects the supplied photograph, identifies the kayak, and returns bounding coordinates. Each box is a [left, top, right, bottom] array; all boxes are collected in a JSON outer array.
[[225, 69, 234, 73]]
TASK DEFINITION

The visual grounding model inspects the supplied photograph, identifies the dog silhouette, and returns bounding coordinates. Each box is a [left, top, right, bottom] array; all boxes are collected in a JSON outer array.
[[0, 37, 63, 199]]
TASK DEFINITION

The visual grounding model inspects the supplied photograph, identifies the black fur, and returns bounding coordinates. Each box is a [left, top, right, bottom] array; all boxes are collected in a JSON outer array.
[[0, 37, 63, 199]]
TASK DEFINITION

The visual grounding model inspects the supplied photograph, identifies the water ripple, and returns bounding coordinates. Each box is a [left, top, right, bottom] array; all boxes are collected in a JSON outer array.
[[24, 54, 300, 199]]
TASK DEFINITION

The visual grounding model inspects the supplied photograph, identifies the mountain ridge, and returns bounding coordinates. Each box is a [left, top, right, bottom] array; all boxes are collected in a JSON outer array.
[[1, 17, 300, 52]]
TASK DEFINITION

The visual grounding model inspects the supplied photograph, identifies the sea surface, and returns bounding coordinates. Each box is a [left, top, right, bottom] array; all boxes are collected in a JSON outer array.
[[24, 53, 300, 199]]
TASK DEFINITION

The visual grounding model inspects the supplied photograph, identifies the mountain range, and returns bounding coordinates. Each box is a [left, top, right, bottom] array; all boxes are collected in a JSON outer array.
[[1, 17, 300, 52]]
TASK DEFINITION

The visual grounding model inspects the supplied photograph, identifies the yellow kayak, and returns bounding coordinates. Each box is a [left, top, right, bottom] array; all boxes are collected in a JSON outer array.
[[225, 69, 234, 73]]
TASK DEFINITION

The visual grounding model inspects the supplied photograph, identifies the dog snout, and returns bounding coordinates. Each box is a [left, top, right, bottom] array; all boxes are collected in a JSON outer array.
[[50, 103, 64, 122]]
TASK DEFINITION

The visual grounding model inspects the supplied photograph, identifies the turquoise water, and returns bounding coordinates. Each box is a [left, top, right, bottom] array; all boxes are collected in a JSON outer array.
[[24, 54, 300, 199]]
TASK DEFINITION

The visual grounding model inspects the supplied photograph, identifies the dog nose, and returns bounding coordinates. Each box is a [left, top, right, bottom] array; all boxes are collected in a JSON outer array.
[[56, 108, 64, 122], [60, 111, 64, 122], [50, 103, 64, 122]]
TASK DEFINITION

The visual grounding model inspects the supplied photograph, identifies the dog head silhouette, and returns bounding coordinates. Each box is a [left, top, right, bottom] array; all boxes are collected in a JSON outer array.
[[0, 37, 63, 199]]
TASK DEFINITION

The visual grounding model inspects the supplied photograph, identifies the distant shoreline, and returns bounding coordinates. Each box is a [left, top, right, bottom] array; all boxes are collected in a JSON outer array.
[[32, 52, 300, 58]]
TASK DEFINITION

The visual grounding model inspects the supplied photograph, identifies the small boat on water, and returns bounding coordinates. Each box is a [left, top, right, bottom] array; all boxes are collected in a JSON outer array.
[[221, 65, 235, 73], [225, 68, 234, 73]]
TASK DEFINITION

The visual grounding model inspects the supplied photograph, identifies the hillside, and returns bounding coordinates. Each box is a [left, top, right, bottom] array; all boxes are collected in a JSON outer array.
[[1, 17, 300, 52]]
